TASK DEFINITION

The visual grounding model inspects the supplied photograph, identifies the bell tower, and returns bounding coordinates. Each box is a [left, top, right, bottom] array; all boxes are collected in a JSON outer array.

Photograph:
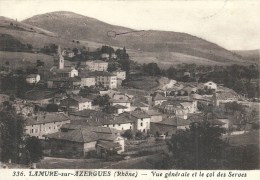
[[57, 45, 64, 69]]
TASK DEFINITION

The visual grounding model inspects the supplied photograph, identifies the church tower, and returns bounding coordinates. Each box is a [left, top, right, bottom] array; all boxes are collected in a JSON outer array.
[[57, 45, 64, 69], [54, 45, 64, 69]]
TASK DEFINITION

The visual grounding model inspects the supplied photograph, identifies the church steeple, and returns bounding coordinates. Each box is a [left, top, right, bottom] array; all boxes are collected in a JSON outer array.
[[57, 45, 64, 69]]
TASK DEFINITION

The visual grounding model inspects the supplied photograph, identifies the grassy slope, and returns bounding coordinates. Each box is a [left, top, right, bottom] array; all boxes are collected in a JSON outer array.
[[232, 49, 260, 62], [22, 11, 249, 66], [0, 51, 53, 69]]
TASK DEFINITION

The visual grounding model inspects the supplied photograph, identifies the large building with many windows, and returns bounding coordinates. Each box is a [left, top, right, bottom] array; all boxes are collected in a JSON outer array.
[[90, 71, 117, 89], [25, 112, 71, 139], [85, 60, 108, 71]]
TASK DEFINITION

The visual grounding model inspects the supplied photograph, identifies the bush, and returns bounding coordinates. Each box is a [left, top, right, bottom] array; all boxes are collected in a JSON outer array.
[[135, 131, 146, 140], [122, 130, 134, 140]]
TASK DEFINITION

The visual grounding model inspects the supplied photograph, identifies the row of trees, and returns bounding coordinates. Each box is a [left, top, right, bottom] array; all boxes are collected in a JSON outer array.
[[0, 106, 42, 165], [164, 121, 259, 169], [137, 62, 259, 98]]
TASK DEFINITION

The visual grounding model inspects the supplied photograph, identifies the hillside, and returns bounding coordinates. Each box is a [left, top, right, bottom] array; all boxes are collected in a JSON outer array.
[[22, 11, 250, 65], [232, 49, 260, 62]]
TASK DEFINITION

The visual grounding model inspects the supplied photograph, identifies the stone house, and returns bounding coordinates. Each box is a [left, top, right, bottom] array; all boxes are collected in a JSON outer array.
[[60, 96, 92, 111], [44, 126, 124, 158], [24, 112, 70, 139], [26, 74, 40, 84]]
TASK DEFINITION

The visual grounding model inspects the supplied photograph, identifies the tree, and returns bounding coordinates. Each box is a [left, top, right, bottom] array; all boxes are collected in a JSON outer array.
[[92, 95, 110, 107], [143, 63, 161, 76], [0, 109, 25, 163], [107, 63, 117, 72], [46, 104, 58, 112], [224, 101, 245, 114], [121, 130, 134, 140], [167, 121, 227, 169], [36, 60, 44, 67], [102, 105, 117, 114], [25, 136, 43, 163]]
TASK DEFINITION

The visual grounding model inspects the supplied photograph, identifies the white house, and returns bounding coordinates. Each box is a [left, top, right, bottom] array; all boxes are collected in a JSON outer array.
[[25, 112, 71, 139], [85, 60, 108, 71], [81, 76, 96, 87], [110, 99, 131, 111], [26, 74, 40, 84], [113, 70, 126, 80], [60, 96, 92, 111], [153, 93, 167, 106], [52, 67, 78, 78], [91, 71, 117, 89], [204, 81, 217, 90]]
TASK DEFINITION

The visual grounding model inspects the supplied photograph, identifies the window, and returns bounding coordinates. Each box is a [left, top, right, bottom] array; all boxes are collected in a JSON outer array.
[[113, 124, 115, 127], [31, 129, 34, 133], [122, 127, 124, 130], [140, 122, 143, 127]]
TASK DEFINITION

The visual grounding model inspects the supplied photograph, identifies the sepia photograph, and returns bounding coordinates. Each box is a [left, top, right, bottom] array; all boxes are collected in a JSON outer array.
[[0, 0, 259, 172]]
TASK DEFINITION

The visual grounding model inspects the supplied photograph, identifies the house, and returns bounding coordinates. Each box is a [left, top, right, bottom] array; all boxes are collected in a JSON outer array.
[[24, 112, 71, 139], [60, 96, 92, 111], [182, 84, 197, 95], [51, 93, 67, 105], [101, 53, 109, 60], [98, 110, 151, 133], [131, 101, 149, 111], [146, 110, 163, 122], [26, 74, 40, 84], [150, 116, 191, 137], [68, 110, 133, 131], [110, 99, 131, 111], [122, 110, 151, 133], [204, 81, 217, 90], [80, 74, 96, 87], [110, 53, 117, 59], [85, 60, 108, 72], [184, 71, 191, 77], [89, 71, 117, 89], [213, 90, 240, 106], [47, 77, 81, 89], [62, 50, 75, 58], [51, 67, 78, 78], [152, 93, 167, 106], [113, 70, 126, 80], [68, 109, 151, 133], [157, 100, 197, 118], [113, 104, 128, 114], [44, 126, 124, 158]]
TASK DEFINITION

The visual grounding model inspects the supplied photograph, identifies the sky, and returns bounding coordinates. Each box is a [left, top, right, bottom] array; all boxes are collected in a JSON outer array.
[[0, 0, 259, 50]]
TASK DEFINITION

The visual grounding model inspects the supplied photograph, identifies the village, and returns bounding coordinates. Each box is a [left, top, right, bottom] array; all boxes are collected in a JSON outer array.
[[0, 43, 259, 169]]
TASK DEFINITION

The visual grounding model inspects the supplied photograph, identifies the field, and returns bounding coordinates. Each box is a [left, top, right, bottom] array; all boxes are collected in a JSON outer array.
[[227, 130, 260, 147], [36, 153, 165, 169], [126, 76, 159, 91], [0, 51, 53, 69]]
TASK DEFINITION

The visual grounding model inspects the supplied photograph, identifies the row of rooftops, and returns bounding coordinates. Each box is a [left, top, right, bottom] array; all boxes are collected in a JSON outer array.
[[45, 126, 120, 143]]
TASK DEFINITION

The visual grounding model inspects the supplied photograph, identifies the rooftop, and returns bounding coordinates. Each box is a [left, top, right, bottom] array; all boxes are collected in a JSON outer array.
[[26, 74, 39, 78], [154, 116, 191, 126], [44, 127, 118, 143], [48, 77, 81, 82], [153, 93, 167, 101], [25, 112, 70, 126]]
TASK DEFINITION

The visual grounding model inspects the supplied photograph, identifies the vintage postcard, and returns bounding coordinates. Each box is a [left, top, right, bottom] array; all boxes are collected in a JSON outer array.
[[0, 0, 259, 179]]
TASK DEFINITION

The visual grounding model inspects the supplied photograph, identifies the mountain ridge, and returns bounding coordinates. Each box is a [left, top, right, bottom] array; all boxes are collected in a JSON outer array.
[[0, 11, 255, 66]]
